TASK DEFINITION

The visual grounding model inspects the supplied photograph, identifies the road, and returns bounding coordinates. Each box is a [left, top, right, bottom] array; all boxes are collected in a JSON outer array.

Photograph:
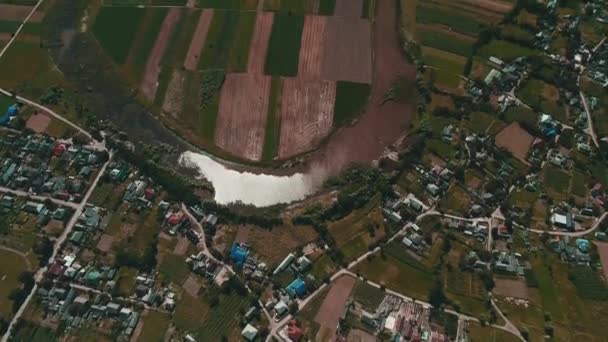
[[0, 186, 79, 209], [579, 90, 600, 147]]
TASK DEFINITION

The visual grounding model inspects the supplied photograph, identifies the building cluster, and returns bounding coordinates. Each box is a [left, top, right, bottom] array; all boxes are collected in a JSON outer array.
[[350, 294, 448, 342], [36, 285, 143, 340], [0, 133, 106, 202]]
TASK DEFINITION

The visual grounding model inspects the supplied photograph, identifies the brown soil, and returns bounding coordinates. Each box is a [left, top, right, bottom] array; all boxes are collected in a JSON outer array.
[[247, 12, 273, 74], [303, 0, 416, 178], [322, 16, 372, 84], [182, 275, 202, 297], [96, 234, 114, 253], [173, 237, 190, 256], [184, 9, 214, 71], [314, 275, 356, 340], [162, 69, 187, 118], [495, 122, 534, 162], [25, 113, 51, 133], [493, 278, 530, 300], [0, 4, 44, 23], [278, 79, 336, 159], [140, 8, 182, 102], [233, 224, 318, 264], [334, 0, 363, 17], [215, 73, 271, 161], [595, 242, 608, 281], [457, 0, 514, 14], [297, 15, 327, 79]]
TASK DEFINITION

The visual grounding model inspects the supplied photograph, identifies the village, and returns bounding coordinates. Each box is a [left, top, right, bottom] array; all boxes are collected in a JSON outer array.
[[0, 0, 607, 341]]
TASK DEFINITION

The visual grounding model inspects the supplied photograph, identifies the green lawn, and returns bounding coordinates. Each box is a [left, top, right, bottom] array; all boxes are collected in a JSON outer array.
[[264, 12, 304, 76], [352, 281, 385, 310], [464, 111, 496, 134], [502, 105, 537, 129], [0, 249, 30, 320], [543, 166, 570, 199], [92, 7, 145, 65], [333, 81, 371, 127]]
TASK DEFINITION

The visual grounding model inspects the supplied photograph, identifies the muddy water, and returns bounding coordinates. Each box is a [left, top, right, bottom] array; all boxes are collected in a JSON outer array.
[[180, 0, 416, 206]]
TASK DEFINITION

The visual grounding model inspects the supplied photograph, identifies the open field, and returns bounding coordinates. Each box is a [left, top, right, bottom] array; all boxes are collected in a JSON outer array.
[[92, 7, 145, 65], [495, 122, 534, 162], [298, 15, 327, 79], [416, 3, 482, 37], [278, 78, 336, 158], [478, 40, 539, 61], [322, 16, 372, 84], [198, 10, 240, 70], [333, 81, 371, 127], [0, 249, 31, 321], [138, 310, 171, 342], [215, 73, 271, 161], [422, 46, 466, 88], [225, 11, 256, 72], [198, 0, 258, 9], [265, 12, 305, 76], [184, 9, 213, 71], [334, 0, 361, 18], [140, 8, 181, 102], [417, 25, 475, 57], [314, 275, 356, 341], [0, 4, 43, 22], [247, 12, 274, 74], [262, 77, 282, 161]]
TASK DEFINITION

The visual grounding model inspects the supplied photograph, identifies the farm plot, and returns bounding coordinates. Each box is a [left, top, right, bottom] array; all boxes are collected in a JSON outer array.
[[140, 8, 182, 102], [297, 15, 327, 79], [198, 0, 258, 10], [0, 249, 31, 322], [265, 12, 305, 76], [92, 7, 145, 65], [314, 275, 356, 342], [417, 25, 475, 57], [495, 122, 534, 162], [322, 16, 372, 84], [422, 46, 466, 89], [263, 0, 320, 13], [161, 69, 188, 117], [247, 12, 274, 74], [215, 73, 271, 161], [477, 40, 539, 61], [278, 78, 336, 158], [333, 0, 361, 17], [0, 4, 43, 22], [184, 9, 213, 71], [416, 3, 482, 36]]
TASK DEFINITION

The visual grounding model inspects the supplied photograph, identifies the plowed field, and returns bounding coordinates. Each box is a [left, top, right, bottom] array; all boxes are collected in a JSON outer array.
[[297, 15, 327, 79]]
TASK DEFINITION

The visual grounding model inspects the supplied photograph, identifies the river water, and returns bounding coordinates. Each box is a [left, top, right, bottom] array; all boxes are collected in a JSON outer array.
[[179, 151, 322, 206]]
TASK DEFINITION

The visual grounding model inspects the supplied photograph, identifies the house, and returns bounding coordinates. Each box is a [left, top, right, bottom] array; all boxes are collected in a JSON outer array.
[[229, 244, 250, 267], [241, 324, 258, 342], [273, 253, 295, 275], [0, 195, 15, 209], [286, 278, 307, 298], [274, 300, 289, 317], [23, 201, 45, 215], [427, 183, 440, 197], [360, 310, 377, 328], [551, 212, 574, 231], [79, 207, 101, 230]]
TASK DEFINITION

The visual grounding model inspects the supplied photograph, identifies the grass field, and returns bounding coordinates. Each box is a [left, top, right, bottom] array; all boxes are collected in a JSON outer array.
[[158, 254, 190, 284], [356, 242, 434, 300], [478, 40, 539, 61], [439, 186, 472, 215], [543, 166, 570, 200], [416, 3, 482, 37], [193, 290, 250, 340], [199, 0, 258, 10], [92, 7, 145, 65], [352, 281, 385, 310], [333, 81, 371, 127], [263, 0, 318, 13], [198, 10, 240, 70], [422, 47, 466, 88], [502, 105, 537, 129], [418, 28, 474, 57], [262, 77, 282, 161], [226, 11, 256, 72], [264, 12, 304, 76], [132, 8, 168, 80], [467, 323, 520, 341], [463, 111, 497, 134], [138, 311, 171, 342], [319, 0, 336, 15], [0, 249, 30, 321], [161, 9, 200, 68]]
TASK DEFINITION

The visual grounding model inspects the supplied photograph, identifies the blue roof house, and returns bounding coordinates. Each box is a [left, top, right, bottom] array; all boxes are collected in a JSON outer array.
[[229, 244, 249, 267], [286, 278, 307, 298], [0, 104, 19, 125]]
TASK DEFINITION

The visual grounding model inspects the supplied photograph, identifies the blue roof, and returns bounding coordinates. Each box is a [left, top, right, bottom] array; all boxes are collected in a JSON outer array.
[[1, 104, 18, 125], [229, 244, 249, 266], [286, 278, 306, 298]]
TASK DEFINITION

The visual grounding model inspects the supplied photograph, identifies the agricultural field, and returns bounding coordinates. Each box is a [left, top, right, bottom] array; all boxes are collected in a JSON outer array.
[[88, 0, 376, 163], [0, 249, 32, 323], [516, 78, 567, 122]]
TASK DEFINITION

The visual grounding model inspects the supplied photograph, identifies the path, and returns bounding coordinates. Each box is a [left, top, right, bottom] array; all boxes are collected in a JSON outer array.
[[0, 245, 33, 271], [0, 0, 45, 59], [579, 90, 600, 147], [529, 212, 607, 237], [0, 186, 79, 209]]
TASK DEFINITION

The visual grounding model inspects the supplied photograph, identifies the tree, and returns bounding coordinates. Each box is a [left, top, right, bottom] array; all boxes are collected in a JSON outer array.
[[429, 278, 447, 309]]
